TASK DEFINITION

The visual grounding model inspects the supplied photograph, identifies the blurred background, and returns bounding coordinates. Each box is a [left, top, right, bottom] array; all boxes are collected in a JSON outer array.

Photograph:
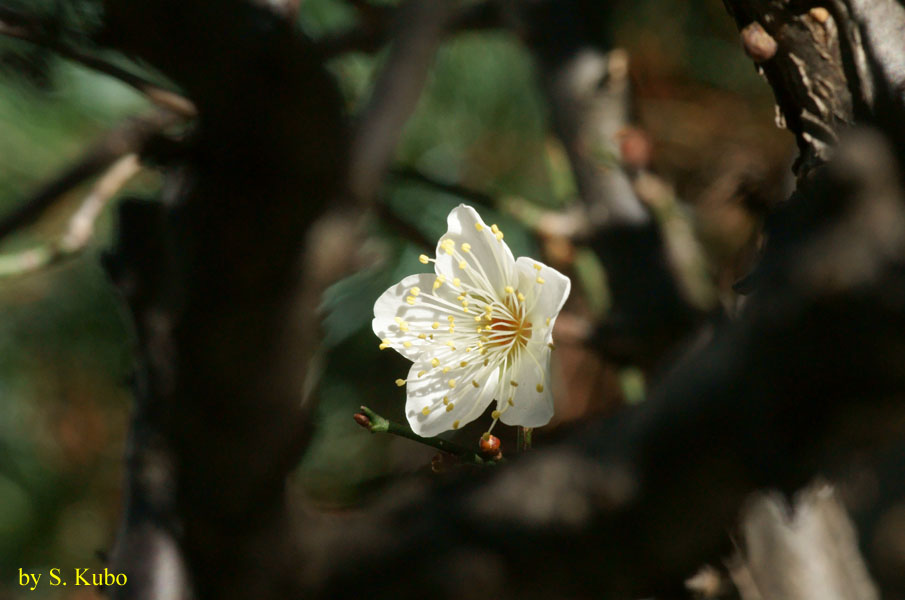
[[0, 0, 792, 597]]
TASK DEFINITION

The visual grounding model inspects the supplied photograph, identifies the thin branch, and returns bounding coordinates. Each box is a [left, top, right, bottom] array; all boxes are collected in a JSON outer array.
[[0, 110, 177, 244], [347, 0, 457, 204], [0, 154, 141, 278], [355, 406, 497, 466], [0, 6, 196, 117]]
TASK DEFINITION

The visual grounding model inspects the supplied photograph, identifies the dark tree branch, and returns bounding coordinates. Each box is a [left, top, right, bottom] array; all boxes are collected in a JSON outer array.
[[0, 5, 196, 117], [0, 110, 179, 244]]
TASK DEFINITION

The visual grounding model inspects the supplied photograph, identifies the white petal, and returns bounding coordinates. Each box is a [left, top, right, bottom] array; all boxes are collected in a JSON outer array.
[[405, 359, 499, 436], [372, 273, 461, 361], [434, 205, 517, 298], [498, 348, 554, 428], [515, 257, 571, 343]]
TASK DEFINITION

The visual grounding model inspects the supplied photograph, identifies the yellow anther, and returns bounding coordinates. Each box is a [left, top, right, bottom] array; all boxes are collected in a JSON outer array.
[[548, 342, 556, 350], [533, 263, 542, 271], [459, 260, 467, 270], [432, 322, 440, 330], [491, 410, 501, 419], [510, 380, 519, 387], [379, 339, 390, 350], [495, 232, 504, 241], [441, 239, 456, 254], [472, 380, 480, 388], [418, 370, 426, 377], [474, 223, 484, 232], [504, 286, 514, 294], [453, 277, 461, 287], [443, 366, 451, 373], [536, 384, 544, 393], [419, 254, 430, 264], [517, 292, 526, 302], [431, 358, 440, 367], [546, 317, 551, 326], [421, 407, 431, 416], [395, 378, 406, 387], [474, 315, 482, 322], [403, 341, 412, 348], [507, 398, 514, 406], [479, 348, 487, 355], [461, 243, 471, 253], [442, 397, 449, 405], [536, 277, 545, 284], [453, 420, 460, 429], [460, 361, 468, 367], [457, 294, 465, 301], [448, 316, 455, 322], [446, 342, 456, 349], [448, 326, 455, 333], [446, 404, 454, 412], [483, 359, 489, 366], [448, 379, 457, 388], [491, 224, 500, 233], [399, 321, 410, 333], [410, 287, 420, 296], [406, 296, 416, 305], [418, 333, 426, 340]]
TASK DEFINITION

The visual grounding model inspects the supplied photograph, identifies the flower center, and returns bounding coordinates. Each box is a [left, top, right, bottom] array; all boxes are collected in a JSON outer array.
[[487, 296, 531, 353]]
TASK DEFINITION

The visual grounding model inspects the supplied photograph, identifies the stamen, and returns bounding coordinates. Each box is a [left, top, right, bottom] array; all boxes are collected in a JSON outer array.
[[403, 341, 412, 348], [431, 358, 440, 367], [448, 379, 457, 388], [446, 403, 454, 412], [491, 410, 501, 419], [461, 243, 472, 253], [379, 339, 390, 350], [453, 420, 460, 429], [395, 378, 406, 387], [419, 254, 430, 264], [536, 277, 545, 284], [536, 383, 544, 392], [472, 380, 480, 388], [432, 322, 440, 329], [418, 370, 426, 377], [421, 407, 431, 416], [474, 223, 484, 232], [441, 239, 455, 254]]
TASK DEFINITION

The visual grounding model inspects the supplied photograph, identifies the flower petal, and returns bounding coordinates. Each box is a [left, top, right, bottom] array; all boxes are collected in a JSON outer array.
[[405, 359, 499, 436], [434, 205, 517, 298], [515, 257, 571, 343], [498, 348, 554, 428], [372, 273, 462, 361]]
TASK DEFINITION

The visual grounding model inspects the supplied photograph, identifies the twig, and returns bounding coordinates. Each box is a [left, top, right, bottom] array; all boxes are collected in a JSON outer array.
[[355, 406, 496, 466], [0, 110, 177, 244], [347, 0, 456, 203], [0, 154, 141, 278], [0, 6, 196, 117]]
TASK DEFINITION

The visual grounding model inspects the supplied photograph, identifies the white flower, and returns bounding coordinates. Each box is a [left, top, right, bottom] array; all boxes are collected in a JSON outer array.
[[372, 204, 571, 437]]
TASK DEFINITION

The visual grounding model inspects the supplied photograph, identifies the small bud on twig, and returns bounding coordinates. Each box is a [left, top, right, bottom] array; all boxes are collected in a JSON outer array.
[[353, 413, 371, 429], [479, 433, 501, 458], [741, 21, 778, 63]]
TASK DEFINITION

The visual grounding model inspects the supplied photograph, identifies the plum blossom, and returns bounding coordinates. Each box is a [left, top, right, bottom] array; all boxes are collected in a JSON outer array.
[[372, 204, 571, 436]]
